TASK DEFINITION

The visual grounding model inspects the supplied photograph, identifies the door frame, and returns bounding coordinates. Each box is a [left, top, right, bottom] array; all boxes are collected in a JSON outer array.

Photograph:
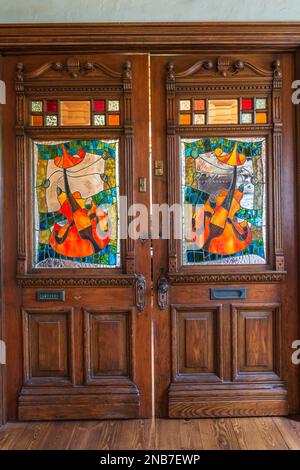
[[1, 22, 300, 423]]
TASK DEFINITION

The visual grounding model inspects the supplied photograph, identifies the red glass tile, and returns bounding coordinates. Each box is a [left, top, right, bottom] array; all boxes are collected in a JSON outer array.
[[94, 100, 105, 112], [241, 98, 253, 111], [45, 100, 58, 113]]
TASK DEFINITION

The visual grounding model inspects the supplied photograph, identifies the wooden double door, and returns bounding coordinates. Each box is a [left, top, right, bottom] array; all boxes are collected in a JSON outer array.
[[2, 51, 298, 420]]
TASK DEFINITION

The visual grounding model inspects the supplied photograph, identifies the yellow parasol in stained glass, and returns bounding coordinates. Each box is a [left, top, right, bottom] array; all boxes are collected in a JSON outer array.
[[214, 142, 246, 166]]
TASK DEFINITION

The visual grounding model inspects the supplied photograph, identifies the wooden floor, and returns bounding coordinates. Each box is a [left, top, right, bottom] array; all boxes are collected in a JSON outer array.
[[0, 417, 300, 450]]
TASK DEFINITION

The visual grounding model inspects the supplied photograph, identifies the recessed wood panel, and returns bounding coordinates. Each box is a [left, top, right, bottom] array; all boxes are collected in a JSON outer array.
[[84, 308, 131, 383], [22, 308, 74, 385], [232, 303, 281, 381], [172, 305, 223, 381]]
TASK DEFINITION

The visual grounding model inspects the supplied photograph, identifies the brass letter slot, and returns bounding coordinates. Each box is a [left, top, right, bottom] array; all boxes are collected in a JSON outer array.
[[210, 287, 246, 300], [36, 291, 65, 302]]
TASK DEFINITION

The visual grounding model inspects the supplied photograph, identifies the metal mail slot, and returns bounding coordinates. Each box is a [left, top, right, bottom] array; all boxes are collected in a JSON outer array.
[[210, 287, 247, 300], [36, 290, 65, 302]]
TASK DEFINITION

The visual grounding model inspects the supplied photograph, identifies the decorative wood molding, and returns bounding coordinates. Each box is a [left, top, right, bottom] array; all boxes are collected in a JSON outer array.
[[2, 23, 300, 51], [17, 275, 135, 288], [168, 271, 287, 285], [16, 56, 124, 80], [169, 57, 280, 80]]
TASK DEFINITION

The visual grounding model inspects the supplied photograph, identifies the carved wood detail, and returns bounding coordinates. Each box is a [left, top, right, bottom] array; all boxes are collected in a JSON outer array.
[[17, 275, 135, 288], [168, 271, 286, 284]]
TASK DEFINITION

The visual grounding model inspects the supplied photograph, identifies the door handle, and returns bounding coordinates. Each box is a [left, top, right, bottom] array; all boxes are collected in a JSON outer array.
[[157, 275, 169, 310], [135, 274, 146, 312]]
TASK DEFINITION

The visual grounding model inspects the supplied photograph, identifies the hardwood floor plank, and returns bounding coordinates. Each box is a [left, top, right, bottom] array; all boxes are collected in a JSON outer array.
[[273, 416, 300, 450], [154, 419, 204, 450], [230, 417, 288, 450], [113, 419, 155, 450], [9, 422, 50, 450], [0, 423, 26, 450], [37, 422, 76, 450], [0, 417, 299, 450], [198, 418, 240, 450]]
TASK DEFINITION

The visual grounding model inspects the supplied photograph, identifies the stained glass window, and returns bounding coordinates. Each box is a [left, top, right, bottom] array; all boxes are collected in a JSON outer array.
[[33, 139, 120, 268], [182, 137, 266, 265]]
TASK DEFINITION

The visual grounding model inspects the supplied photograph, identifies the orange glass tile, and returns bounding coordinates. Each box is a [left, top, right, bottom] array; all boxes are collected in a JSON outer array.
[[194, 99, 205, 111], [256, 112, 267, 124], [108, 114, 120, 126], [179, 114, 191, 125], [31, 115, 43, 126]]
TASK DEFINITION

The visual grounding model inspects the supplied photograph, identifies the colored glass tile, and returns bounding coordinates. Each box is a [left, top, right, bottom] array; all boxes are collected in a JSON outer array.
[[193, 114, 205, 125], [31, 101, 43, 113], [94, 114, 106, 126], [180, 100, 191, 111], [94, 100, 105, 112], [31, 115, 43, 126], [256, 98, 267, 110], [241, 98, 253, 110], [241, 113, 253, 124], [181, 137, 266, 266], [33, 139, 120, 268], [194, 100, 205, 111], [208, 99, 238, 124], [60, 101, 91, 126], [45, 115, 58, 127], [108, 114, 120, 126], [256, 112, 267, 124], [45, 100, 58, 113], [179, 114, 191, 125], [108, 100, 120, 112]]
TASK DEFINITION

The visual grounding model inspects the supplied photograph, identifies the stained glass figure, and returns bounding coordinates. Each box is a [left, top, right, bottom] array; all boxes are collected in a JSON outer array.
[[182, 137, 266, 265], [33, 139, 120, 268]]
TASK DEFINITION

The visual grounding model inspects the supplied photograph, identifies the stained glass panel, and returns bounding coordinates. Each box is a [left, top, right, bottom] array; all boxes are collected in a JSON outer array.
[[31, 115, 43, 126], [31, 101, 43, 113], [256, 112, 267, 124], [182, 137, 266, 265], [108, 100, 120, 112], [242, 98, 253, 110], [94, 100, 105, 112], [45, 115, 58, 127], [180, 100, 191, 111], [194, 100, 205, 111], [241, 113, 253, 124], [193, 114, 205, 125], [108, 114, 120, 126], [33, 139, 120, 268], [256, 98, 267, 110], [45, 100, 58, 113], [94, 114, 106, 126], [179, 114, 191, 125]]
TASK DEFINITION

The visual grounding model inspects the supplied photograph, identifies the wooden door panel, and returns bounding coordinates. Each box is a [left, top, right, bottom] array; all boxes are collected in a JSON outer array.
[[172, 304, 222, 380], [22, 308, 75, 385], [232, 303, 281, 380], [84, 308, 132, 381]]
